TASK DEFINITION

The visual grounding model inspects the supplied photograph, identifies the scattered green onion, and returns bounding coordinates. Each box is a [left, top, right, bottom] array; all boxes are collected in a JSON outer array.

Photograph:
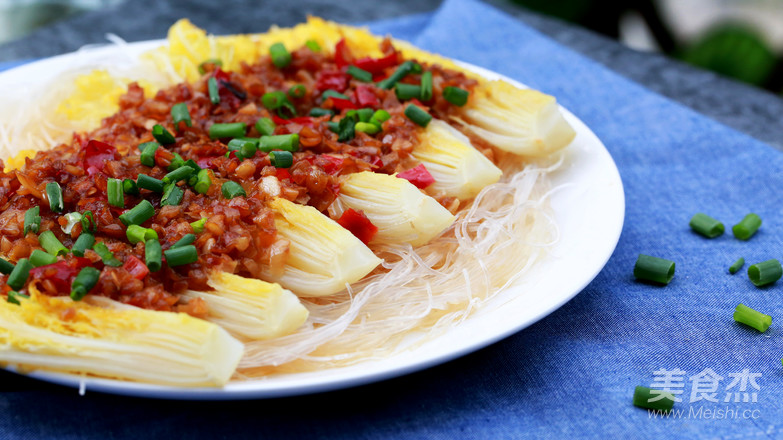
[[347, 65, 372, 82], [443, 86, 469, 106], [163, 166, 194, 185], [164, 245, 198, 267], [208, 77, 220, 104], [255, 117, 276, 137], [335, 116, 355, 142], [309, 107, 334, 118], [395, 83, 422, 101], [377, 61, 416, 89], [198, 58, 223, 75], [288, 84, 306, 99], [7, 291, 28, 305], [62, 212, 83, 234], [23, 206, 41, 236], [209, 122, 246, 139], [183, 159, 201, 174], [259, 134, 299, 152], [137, 141, 157, 152], [404, 104, 432, 127], [190, 218, 207, 234], [420, 71, 433, 101], [356, 108, 374, 123], [93, 242, 122, 267], [161, 183, 185, 206], [126, 224, 158, 245], [71, 233, 95, 257], [221, 181, 246, 199], [7, 258, 31, 291], [305, 40, 321, 52], [733, 303, 772, 332], [145, 239, 162, 272], [171, 102, 192, 129], [355, 122, 380, 135], [633, 254, 675, 285], [107, 178, 124, 208], [269, 42, 292, 68], [194, 169, 212, 195], [81, 211, 96, 233], [139, 142, 158, 168], [137, 174, 164, 193], [70, 266, 100, 301], [261, 91, 296, 117], [633, 386, 675, 412], [0, 258, 14, 275], [410, 62, 422, 74], [748, 259, 782, 287], [732, 213, 762, 240], [123, 178, 139, 195], [119, 200, 155, 226], [729, 258, 745, 275], [172, 233, 196, 249], [38, 230, 68, 256], [152, 124, 176, 144], [167, 153, 186, 171], [29, 249, 57, 267], [321, 89, 349, 102], [46, 182, 63, 213], [270, 150, 294, 168], [371, 109, 391, 127]]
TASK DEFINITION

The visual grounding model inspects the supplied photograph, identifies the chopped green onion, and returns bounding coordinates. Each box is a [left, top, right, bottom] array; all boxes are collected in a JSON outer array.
[[633, 386, 675, 412], [7, 258, 31, 291], [152, 124, 176, 145], [288, 84, 306, 99], [161, 183, 184, 206], [321, 89, 349, 102], [38, 230, 68, 256], [377, 61, 416, 89], [137, 141, 157, 152], [221, 181, 246, 199], [371, 109, 391, 128], [72, 233, 95, 257], [633, 254, 675, 285], [107, 178, 124, 208], [395, 83, 422, 101], [163, 166, 194, 185], [335, 117, 355, 142], [327, 121, 339, 133], [355, 122, 380, 135], [123, 178, 139, 195], [190, 218, 207, 234], [119, 200, 155, 226], [81, 211, 96, 233], [729, 258, 745, 274], [23, 206, 41, 235], [145, 239, 162, 272], [137, 174, 164, 193], [356, 108, 374, 123], [270, 42, 292, 68], [171, 102, 192, 129], [93, 242, 122, 267], [172, 233, 196, 249], [732, 213, 761, 240], [410, 62, 422, 74], [126, 224, 158, 245], [259, 134, 299, 152], [208, 77, 220, 104], [46, 182, 63, 213], [183, 159, 201, 174], [164, 245, 198, 267], [261, 91, 295, 116], [255, 117, 276, 136], [0, 258, 14, 275], [240, 142, 257, 159], [198, 58, 223, 75], [139, 142, 158, 167], [748, 259, 782, 287], [29, 249, 57, 267], [270, 150, 294, 168], [347, 65, 372, 82], [733, 303, 772, 332], [309, 107, 334, 118], [404, 104, 432, 127], [7, 291, 28, 305], [420, 71, 433, 101], [62, 212, 82, 234], [70, 266, 100, 301], [305, 40, 321, 52], [209, 122, 246, 139], [443, 86, 469, 106], [167, 153, 186, 171], [193, 169, 212, 195]]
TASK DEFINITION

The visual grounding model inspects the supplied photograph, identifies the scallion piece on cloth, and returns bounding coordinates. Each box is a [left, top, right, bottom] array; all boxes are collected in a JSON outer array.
[[733, 303, 772, 332], [38, 230, 68, 256], [72, 233, 95, 257], [191, 218, 207, 234], [395, 83, 421, 101], [689, 214, 724, 238], [70, 266, 100, 301], [172, 234, 196, 249], [270, 151, 293, 168], [123, 178, 139, 195], [0, 258, 14, 275], [152, 124, 176, 145], [732, 213, 762, 240], [7, 258, 32, 291], [23, 206, 41, 235], [137, 174, 164, 193], [255, 117, 276, 136], [107, 178, 124, 208], [161, 183, 185, 206], [29, 249, 57, 267], [404, 104, 432, 127], [420, 71, 433, 101], [171, 102, 192, 129], [208, 77, 220, 104], [119, 200, 155, 226], [221, 181, 246, 199], [632, 386, 675, 412], [270, 42, 292, 68], [164, 245, 198, 267], [46, 182, 64, 213], [140, 142, 158, 167], [347, 65, 372, 82], [259, 134, 299, 152], [747, 259, 782, 287], [633, 254, 675, 285], [209, 122, 246, 139], [145, 239, 162, 272], [729, 258, 745, 275], [126, 225, 158, 245], [93, 242, 122, 267]]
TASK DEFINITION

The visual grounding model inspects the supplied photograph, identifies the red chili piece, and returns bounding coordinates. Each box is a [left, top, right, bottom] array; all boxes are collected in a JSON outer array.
[[337, 208, 377, 245], [123, 255, 149, 280], [353, 53, 398, 74], [330, 97, 359, 110], [396, 164, 435, 189], [29, 258, 93, 293], [354, 85, 379, 108], [317, 155, 344, 175], [334, 38, 353, 68], [83, 140, 118, 176], [272, 115, 316, 126]]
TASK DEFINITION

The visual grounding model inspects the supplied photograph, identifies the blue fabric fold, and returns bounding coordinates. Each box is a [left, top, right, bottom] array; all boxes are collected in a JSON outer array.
[[2, 0, 782, 438]]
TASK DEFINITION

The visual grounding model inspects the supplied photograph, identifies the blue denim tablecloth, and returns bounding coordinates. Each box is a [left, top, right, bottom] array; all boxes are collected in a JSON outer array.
[[2, 0, 783, 438]]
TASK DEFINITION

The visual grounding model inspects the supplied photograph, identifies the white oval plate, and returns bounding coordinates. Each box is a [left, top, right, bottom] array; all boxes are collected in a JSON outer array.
[[0, 40, 624, 400]]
